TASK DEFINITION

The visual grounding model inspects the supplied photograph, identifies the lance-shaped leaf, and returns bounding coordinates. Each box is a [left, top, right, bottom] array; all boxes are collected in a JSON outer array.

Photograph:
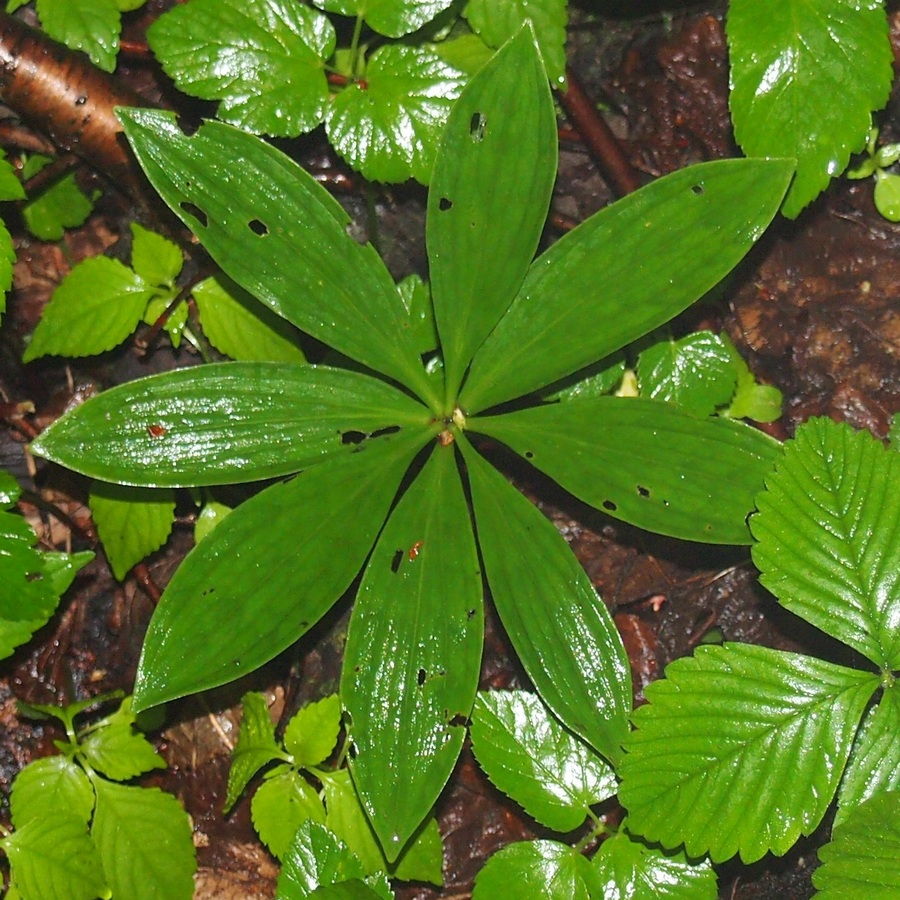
[[618, 643, 879, 863], [32, 363, 430, 487], [473, 397, 781, 545], [118, 110, 434, 403], [427, 24, 556, 401], [343, 443, 483, 858], [460, 437, 631, 763], [752, 417, 900, 669], [134, 431, 427, 710], [460, 158, 794, 414]]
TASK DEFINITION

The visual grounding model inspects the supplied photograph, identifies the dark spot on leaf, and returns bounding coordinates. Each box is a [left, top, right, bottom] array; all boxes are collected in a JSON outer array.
[[524, 450, 534, 459], [370, 425, 400, 439], [390, 550, 403, 573], [469, 112, 486, 142], [417, 668, 427, 687], [25, 572, 42, 582], [439, 197, 453, 211], [448, 713, 469, 728], [201, 587, 216, 597], [180, 201, 208, 227], [691, 183, 704, 195], [467, 608, 477, 620], [603, 499, 617, 511], [248, 218, 268, 236], [637, 485, 650, 498], [341, 430, 366, 445]]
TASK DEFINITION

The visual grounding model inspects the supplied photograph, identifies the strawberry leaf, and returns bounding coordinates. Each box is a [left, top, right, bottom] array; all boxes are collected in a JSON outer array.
[[36, 0, 120, 71]]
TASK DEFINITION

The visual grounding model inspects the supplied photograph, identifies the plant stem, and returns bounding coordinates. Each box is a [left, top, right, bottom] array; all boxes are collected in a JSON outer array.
[[349, 14, 365, 80]]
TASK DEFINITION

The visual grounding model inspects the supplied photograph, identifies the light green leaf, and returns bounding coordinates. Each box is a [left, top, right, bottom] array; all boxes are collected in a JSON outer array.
[[0, 218, 12, 320], [142, 289, 186, 348], [36, 0, 120, 71], [148, 0, 335, 136], [252, 767, 327, 858], [472, 840, 594, 900], [473, 396, 781, 544], [22, 171, 95, 241], [751, 417, 900, 669], [79, 697, 166, 781], [722, 335, 783, 423], [0, 152, 25, 200], [813, 790, 900, 899], [312, 0, 457, 38], [91, 777, 196, 900], [471, 690, 617, 832], [90, 482, 175, 580], [24, 256, 152, 361], [195, 499, 232, 543], [460, 438, 631, 764], [460, 158, 793, 414], [728, 0, 892, 218], [464, 0, 567, 86], [226, 691, 286, 811], [431, 32, 494, 76], [309, 882, 387, 900], [428, 24, 556, 402], [590, 829, 718, 900], [119, 109, 435, 402], [130, 223, 182, 287], [284, 694, 342, 769], [133, 431, 427, 710], [10, 756, 95, 828], [618, 643, 879, 863], [396, 274, 437, 355], [32, 362, 431, 487], [541, 352, 626, 403], [192, 275, 306, 363], [873, 169, 900, 221], [343, 444, 481, 857]]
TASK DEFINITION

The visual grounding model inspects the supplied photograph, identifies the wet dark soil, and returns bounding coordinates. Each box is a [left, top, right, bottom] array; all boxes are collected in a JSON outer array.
[[2, 3, 899, 898]]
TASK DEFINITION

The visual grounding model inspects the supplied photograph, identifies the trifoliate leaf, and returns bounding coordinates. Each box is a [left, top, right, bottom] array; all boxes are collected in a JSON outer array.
[[226, 691, 287, 812], [283, 694, 342, 768], [618, 643, 879, 863], [813, 791, 900, 899], [728, 0, 892, 218], [325, 44, 465, 184], [24, 256, 153, 361], [91, 777, 196, 900], [470, 690, 617, 832], [472, 840, 595, 900], [36, 0, 120, 71], [751, 417, 900, 670], [22, 171, 95, 241], [79, 696, 166, 781], [252, 766, 326, 858], [89, 482, 176, 581], [10, 755, 95, 828], [130, 223, 182, 288], [148, 0, 335, 136], [312, 0, 457, 38]]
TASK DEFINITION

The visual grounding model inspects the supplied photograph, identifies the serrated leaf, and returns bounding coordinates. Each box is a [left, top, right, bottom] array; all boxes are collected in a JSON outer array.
[[192, 275, 306, 363], [22, 171, 95, 241], [326, 44, 464, 184], [134, 431, 426, 710], [464, 0, 567, 86], [89, 482, 175, 580], [284, 694, 342, 768], [618, 643, 879, 863], [471, 690, 617, 832], [253, 767, 327, 858], [460, 438, 631, 764], [148, 0, 335, 136], [10, 756, 95, 828], [343, 444, 481, 857], [226, 691, 285, 811], [813, 790, 900, 899], [723, 336, 783, 423], [751, 417, 900, 669], [472, 840, 595, 899], [130, 223, 182, 287], [32, 362, 430, 487], [460, 158, 793, 414], [79, 697, 166, 781], [728, 0, 892, 218], [2, 814, 107, 900], [91, 777, 196, 899], [36, 0, 120, 71], [119, 109, 434, 402], [432, 33, 494, 76], [428, 24, 556, 401], [38, 549, 93, 597], [312, 0, 456, 38], [309, 882, 387, 900], [590, 829, 718, 900], [24, 256, 152, 361]]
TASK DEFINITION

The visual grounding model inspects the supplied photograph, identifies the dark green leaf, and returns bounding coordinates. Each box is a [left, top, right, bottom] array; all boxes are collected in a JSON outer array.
[[226, 691, 286, 812], [10, 756, 95, 828], [32, 362, 431, 487], [22, 171, 95, 240], [473, 396, 780, 544], [0, 218, 14, 315], [428, 24, 556, 402], [343, 443, 482, 857], [284, 694, 342, 769], [472, 840, 595, 899], [309, 882, 387, 900], [460, 437, 631, 763], [397, 274, 438, 355], [313, 0, 457, 38], [0, 468, 20, 504], [460, 159, 793, 413], [252, 767, 326, 858], [36, 0, 120, 71]]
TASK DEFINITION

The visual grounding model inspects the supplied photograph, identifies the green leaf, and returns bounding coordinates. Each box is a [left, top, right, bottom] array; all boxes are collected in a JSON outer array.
[[0, 151, 25, 200], [252, 767, 327, 858], [728, 0, 892, 218], [22, 171, 95, 241], [432, 32, 495, 76], [464, 0, 568, 86], [134, 431, 426, 710], [313, 0, 457, 38], [0, 218, 13, 319], [460, 158, 794, 414], [428, 24, 556, 402], [24, 256, 152, 361], [0, 469, 21, 504], [618, 643, 879, 863], [10, 756, 95, 828], [475, 397, 780, 544], [32, 362, 430, 487], [79, 697, 167, 781], [470, 690, 617, 832], [325, 44, 465, 184], [2, 814, 108, 900], [226, 691, 285, 811], [751, 417, 900, 669], [342, 444, 482, 857], [397, 274, 438, 355], [460, 438, 631, 763], [141, 288, 186, 348], [36, 0, 120, 71], [192, 275, 306, 363], [722, 335, 783, 423], [309, 882, 387, 900], [472, 840, 595, 899], [873, 170, 900, 221], [91, 776, 196, 900], [284, 694, 342, 769], [118, 109, 434, 402], [130, 223, 182, 288], [195, 499, 232, 543], [89, 482, 175, 580], [813, 790, 900, 899], [148, 0, 335, 136], [590, 829, 718, 900]]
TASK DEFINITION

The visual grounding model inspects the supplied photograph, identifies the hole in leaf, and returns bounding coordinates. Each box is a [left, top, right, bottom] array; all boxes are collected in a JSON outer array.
[[469, 112, 486, 142], [602, 499, 617, 512], [248, 218, 268, 236], [175, 114, 200, 136], [417, 668, 427, 687], [370, 425, 400, 439], [637, 485, 650, 498], [691, 183, 704, 195], [390, 550, 403, 573], [524, 450, 534, 459], [467, 608, 477, 620], [439, 197, 453, 211], [25, 571, 42, 582], [341, 430, 366, 445], [180, 201, 208, 227], [448, 713, 469, 728]]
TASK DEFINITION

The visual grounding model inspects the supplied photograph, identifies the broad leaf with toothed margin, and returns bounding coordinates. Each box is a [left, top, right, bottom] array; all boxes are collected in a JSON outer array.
[[473, 840, 595, 899], [311, 0, 456, 37]]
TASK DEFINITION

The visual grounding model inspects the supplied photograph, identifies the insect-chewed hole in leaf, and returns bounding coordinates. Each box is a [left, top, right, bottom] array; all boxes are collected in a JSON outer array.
[[524, 450, 534, 459], [691, 183, 704, 195], [447, 712, 469, 728], [248, 218, 268, 236], [439, 197, 453, 212], [341, 430, 366, 445], [602, 499, 617, 512], [180, 201, 208, 227], [201, 586, 216, 597], [25, 571, 43, 582], [174, 113, 200, 136], [390, 549, 403, 573], [467, 608, 477, 620], [637, 485, 650, 498], [417, 668, 427, 687], [469, 112, 486, 142]]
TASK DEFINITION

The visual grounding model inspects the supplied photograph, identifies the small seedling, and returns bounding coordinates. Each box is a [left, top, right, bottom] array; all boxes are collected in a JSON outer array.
[[847, 125, 900, 221]]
